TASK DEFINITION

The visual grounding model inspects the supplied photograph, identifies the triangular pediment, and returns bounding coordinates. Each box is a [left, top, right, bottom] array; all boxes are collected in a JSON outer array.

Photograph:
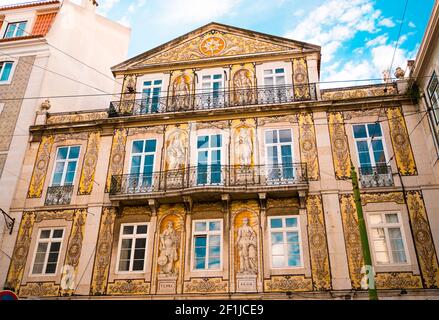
[[113, 22, 320, 72]]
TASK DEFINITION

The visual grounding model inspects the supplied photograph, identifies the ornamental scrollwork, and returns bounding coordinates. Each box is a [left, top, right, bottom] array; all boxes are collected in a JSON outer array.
[[298, 112, 320, 180], [327, 112, 351, 179], [264, 275, 313, 292], [184, 278, 228, 293]]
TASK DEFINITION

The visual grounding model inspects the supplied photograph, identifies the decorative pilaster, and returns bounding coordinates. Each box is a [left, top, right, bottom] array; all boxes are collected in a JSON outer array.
[[27, 136, 54, 198], [298, 112, 320, 180], [406, 191, 439, 288], [327, 112, 351, 179], [105, 129, 128, 192], [292, 57, 310, 99], [90, 207, 117, 295], [306, 195, 331, 290], [386, 106, 417, 175], [78, 131, 101, 195]]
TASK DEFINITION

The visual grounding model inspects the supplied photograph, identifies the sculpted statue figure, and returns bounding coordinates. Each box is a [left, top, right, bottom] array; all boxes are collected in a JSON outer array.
[[235, 127, 252, 166], [172, 76, 191, 111], [233, 69, 253, 105], [236, 217, 257, 274], [158, 221, 179, 276], [166, 131, 186, 171]]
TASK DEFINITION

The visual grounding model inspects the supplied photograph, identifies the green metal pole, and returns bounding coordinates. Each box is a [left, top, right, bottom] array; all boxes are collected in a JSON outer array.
[[350, 161, 378, 300]]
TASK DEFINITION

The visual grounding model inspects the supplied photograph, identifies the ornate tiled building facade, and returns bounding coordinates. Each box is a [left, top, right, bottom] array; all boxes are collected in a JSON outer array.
[[3, 23, 439, 299]]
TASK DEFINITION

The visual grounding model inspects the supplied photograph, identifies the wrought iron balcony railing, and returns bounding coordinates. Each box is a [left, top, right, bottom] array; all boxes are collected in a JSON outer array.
[[110, 164, 308, 196], [45, 185, 74, 206], [108, 83, 317, 117], [359, 165, 394, 188]]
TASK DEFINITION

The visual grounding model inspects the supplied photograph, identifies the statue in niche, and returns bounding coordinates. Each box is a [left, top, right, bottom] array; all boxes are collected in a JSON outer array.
[[172, 75, 191, 111], [233, 69, 253, 105], [158, 221, 179, 276], [166, 130, 186, 171], [235, 127, 253, 166], [236, 217, 257, 275]]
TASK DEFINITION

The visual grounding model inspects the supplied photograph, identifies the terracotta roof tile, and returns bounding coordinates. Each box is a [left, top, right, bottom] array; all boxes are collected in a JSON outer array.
[[32, 11, 57, 36], [0, 1, 60, 12]]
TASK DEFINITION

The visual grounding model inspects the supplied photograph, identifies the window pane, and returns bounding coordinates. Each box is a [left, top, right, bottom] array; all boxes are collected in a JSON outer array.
[[385, 214, 399, 224], [40, 230, 51, 239], [272, 255, 284, 267], [195, 222, 206, 232], [270, 218, 283, 229], [0, 62, 13, 81], [53, 229, 64, 238], [154, 80, 162, 85], [68, 146, 80, 159], [211, 135, 222, 148], [264, 77, 274, 86], [133, 141, 144, 154], [136, 225, 148, 234], [353, 125, 367, 139], [279, 129, 292, 143], [123, 226, 134, 235], [265, 130, 278, 144], [209, 235, 221, 247], [367, 124, 382, 137], [369, 214, 383, 225], [145, 140, 157, 153], [286, 232, 299, 243], [389, 228, 407, 263], [285, 218, 297, 228], [144, 81, 152, 86], [209, 221, 221, 231], [57, 147, 68, 160], [132, 260, 144, 271], [119, 260, 130, 272], [275, 68, 285, 74], [264, 69, 273, 75], [197, 136, 209, 149], [45, 263, 57, 274], [271, 232, 284, 246]]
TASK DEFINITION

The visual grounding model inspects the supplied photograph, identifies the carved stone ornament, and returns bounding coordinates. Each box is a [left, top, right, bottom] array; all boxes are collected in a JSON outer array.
[[257, 115, 298, 126], [19, 282, 60, 297], [27, 135, 54, 198], [158, 221, 180, 276], [360, 192, 405, 206], [78, 131, 101, 195], [236, 217, 258, 275], [264, 275, 313, 292], [184, 278, 228, 293], [105, 129, 128, 192], [107, 280, 150, 295], [46, 111, 107, 124], [375, 272, 422, 289]]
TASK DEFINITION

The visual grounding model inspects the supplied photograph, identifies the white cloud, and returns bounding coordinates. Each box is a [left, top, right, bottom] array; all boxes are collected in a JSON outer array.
[[285, 0, 386, 62], [408, 21, 416, 28], [322, 60, 376, 88], [365, 34, 388, 47], [97, 0, 120, 16], [378, 17, 396, 28]]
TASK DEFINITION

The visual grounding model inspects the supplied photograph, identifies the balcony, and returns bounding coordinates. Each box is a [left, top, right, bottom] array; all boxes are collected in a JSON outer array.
[[108, 83, 317, 117], [359, 166, 394, 188], [109, 164, 308, 202], [45, 185, 74, 206]]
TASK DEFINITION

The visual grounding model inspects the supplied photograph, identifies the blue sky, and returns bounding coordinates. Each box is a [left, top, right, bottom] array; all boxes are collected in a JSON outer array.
[[4, 0, 436, 87]]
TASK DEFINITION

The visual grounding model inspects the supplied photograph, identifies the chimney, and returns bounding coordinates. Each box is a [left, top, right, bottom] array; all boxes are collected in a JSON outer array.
[[81, 0, 98, 12]]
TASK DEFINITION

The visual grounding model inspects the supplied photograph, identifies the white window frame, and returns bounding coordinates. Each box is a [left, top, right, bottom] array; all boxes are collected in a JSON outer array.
[[129, 139, 157, 175], [352, 123, 389, 168], [263, 67, 286, 87], [49, 145, 81, 187], [115, 222, 149, 274], [368, 212, 410, 266], [30, 227, 65, 276], [191, 219, 223, 271], [141, 79, 163, 112], [264, 128, 294, 165], [196, 134, 224, 185], [3, 21, 27, 39], [427, 71, 439, 124], [0, 60, 16, 85], [268, 215, 303, 269]]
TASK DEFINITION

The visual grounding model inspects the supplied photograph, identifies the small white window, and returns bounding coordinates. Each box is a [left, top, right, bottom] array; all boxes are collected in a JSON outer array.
[[369, 213, 409, 265], [269, 216, 302, 268], [116, 223, 148, 273], [353, 123, 388, 173], [264, 68, 286, 86], [4, 21, 27, 39], [0, 61, 14, 83], [141, 80, 162, 113], [201, 74, 224, 108], [265, 129, 294, 182], [31, 228, 64, 275], [192, 219, 222, 270], [51, 146, 80, 186]]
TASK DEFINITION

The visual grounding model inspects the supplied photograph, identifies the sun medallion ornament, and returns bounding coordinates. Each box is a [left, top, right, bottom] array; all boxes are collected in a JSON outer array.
[[199, 36, 226, 56]]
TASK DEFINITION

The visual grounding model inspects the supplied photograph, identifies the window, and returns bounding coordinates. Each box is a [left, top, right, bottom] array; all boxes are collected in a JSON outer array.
[[427, 72, 439, 124], [269, 216, 302, 268], [4, 21, 27, 39], [197, 134, 222, 185], [31, 228, 64, 275], [51, 146, 80, 186], [369, 213, 408, 265], [0, 61, 13, 83], [116, 223, 148, 272], [141, 80, 162, 113], [129, 139, 157, 189], [192, 220, 222, 270], [353, 123, 387, 174], [265, 129, 294, 181], [264, 68, 285, 86], [201, 74, 224, 108]]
